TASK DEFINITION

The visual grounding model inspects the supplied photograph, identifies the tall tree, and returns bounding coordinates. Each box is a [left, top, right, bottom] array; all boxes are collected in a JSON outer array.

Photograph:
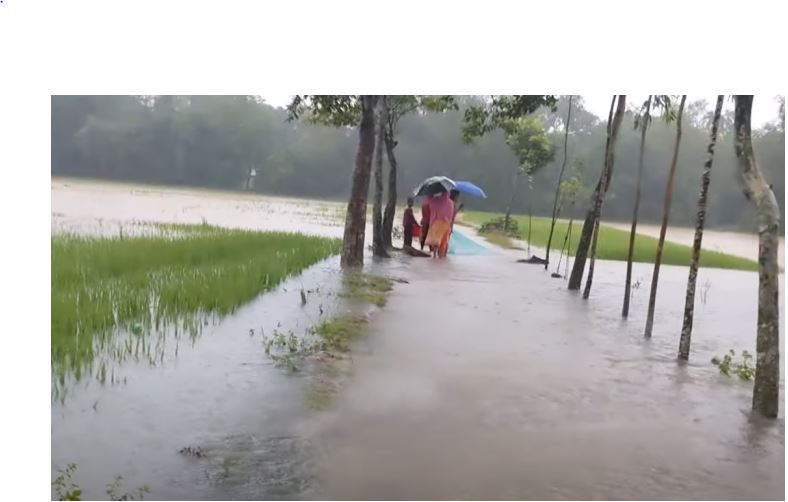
[[733, 95, 781, 418], [287, 95, 379, 267], [568, 95, 625, 291], [644, 95, 686, 338], [500, 116, 555, 236], [372, 97, 389, 257], [461, 96, 558, 236], [381, 96, 457, 250], [622, 96, 653, 317], [582, 95, 626, 299], [678, 95, 723, 359], [544, 95, 573, 269]]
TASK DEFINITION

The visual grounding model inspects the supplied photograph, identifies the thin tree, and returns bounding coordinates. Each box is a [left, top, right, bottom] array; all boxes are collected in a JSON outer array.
[[372, 97, 389, 257], [578, 95, 626, 297], [678, 95, 723, 360], [622, 96, 652, 317], [286, 95, 379, 267], [545, 95, 574, 269], [380, 96, 456, 250], [734, 95, 781, 418], [567, 95, 626, 290], [644, 95, 686, 337]]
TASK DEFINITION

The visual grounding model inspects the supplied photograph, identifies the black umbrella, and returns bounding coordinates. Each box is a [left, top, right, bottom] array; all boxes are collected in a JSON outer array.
[[412, 176, 456, 197]]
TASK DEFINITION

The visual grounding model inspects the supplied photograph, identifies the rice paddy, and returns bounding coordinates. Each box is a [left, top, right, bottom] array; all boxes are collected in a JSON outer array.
[[461, 212, 759, 271], [51, 223, 341, 390]]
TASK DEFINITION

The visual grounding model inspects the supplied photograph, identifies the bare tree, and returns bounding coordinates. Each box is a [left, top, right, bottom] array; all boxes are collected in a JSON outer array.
[[678, 95, 723, 359], [734, 95, 781, 418], [622, 96, 652, 317], [644, 95, 686, 337], [372, 97, 389, 257], [581, 95, 626, 299], [544, 95, 573, 269], [568, 95, 625, 291]]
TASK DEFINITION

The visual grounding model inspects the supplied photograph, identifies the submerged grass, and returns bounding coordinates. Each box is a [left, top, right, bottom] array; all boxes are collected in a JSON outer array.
[[462, 211, 758, 271], [51, 224, 341, 383], [339, 273, 394, 307], [479, 230, 518, 250]]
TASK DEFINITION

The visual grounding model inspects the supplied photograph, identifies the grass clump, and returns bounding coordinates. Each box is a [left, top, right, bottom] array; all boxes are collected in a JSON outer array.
[[462, 211, 758, 271], [311, 314, 368, 352], [51, 224, 340, 384], [339, 273, 394, 307]]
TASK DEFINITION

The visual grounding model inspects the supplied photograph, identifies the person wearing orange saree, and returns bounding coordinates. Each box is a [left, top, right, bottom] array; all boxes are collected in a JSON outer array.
[[424, 191, 454, 258]]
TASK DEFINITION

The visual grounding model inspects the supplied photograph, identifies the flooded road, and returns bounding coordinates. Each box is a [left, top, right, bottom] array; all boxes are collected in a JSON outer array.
[[306, 254, 784, 500], [52, 179, 784, 500]]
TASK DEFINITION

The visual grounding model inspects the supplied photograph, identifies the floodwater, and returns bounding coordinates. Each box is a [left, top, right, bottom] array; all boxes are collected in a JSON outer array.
[[52, 179, 785, 500]]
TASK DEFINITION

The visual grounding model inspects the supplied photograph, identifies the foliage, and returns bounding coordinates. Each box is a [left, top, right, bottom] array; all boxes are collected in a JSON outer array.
[[52, 95, 784, 233], [501, 115, 555, 175], [53, 464, 82, 501], [53, 464, 149, 501], [711, 349, 756, 380], [478, 216, 520, 237], [461, 95, 558, 142]]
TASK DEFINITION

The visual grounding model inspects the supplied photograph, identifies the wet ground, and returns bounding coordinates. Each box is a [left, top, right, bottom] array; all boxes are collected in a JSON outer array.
[[52, 180, 785, 500]]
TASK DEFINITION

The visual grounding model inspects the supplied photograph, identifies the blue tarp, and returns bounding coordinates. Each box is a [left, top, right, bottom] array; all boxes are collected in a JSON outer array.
[[448, 229, 490, 256]]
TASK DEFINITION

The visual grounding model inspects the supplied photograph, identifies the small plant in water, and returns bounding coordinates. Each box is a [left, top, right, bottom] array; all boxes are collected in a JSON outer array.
[[53, 464, 149, 501], [106, 476, 150, 501], [53, 464, 81, 501], [700, 279, 712, 305], [712, 349, 755, 381]]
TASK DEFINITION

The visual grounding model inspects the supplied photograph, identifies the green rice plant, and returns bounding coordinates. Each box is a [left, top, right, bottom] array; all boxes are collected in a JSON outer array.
[[51, 224, 340, 387], [461, 211, 759, 271]]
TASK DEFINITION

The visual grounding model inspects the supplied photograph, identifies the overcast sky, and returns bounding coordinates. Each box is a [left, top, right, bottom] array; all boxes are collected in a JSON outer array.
[[261, 95, 782, 128]]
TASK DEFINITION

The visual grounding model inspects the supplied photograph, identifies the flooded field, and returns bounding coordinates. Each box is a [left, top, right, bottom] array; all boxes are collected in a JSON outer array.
[[52, 179, 784, 500]]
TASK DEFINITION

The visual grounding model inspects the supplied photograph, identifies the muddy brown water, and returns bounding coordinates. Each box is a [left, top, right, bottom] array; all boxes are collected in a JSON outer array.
[[52, 180, 784, 500]]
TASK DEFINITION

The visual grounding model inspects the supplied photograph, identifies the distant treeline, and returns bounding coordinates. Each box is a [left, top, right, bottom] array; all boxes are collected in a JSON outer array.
[[51, 95, 785, 232]]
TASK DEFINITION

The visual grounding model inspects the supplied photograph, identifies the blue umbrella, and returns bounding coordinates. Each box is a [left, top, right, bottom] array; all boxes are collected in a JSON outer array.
[[454, 180, 487, 198]]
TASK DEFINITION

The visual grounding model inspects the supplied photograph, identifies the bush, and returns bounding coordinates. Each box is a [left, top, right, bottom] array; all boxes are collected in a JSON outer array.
[[478, 216, 519, 237]]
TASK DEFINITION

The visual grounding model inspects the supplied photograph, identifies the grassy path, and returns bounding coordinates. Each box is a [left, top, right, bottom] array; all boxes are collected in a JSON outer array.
[[461, 211, 758, 272]]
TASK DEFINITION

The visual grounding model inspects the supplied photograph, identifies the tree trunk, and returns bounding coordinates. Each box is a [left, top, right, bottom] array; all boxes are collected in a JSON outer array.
[[644, 95, 686, 338], [372, 97, 389, 258], [572, 95, 625, 293], [340, 95, 379, 268], [734, 95, 781, 419], [381, 122, 398, 250], [678, 95, 723, 360], [503, 170, 521, 232], [527, 175, 534, 256], [622, 95, 652, 318], [545, 95, 573, 269]]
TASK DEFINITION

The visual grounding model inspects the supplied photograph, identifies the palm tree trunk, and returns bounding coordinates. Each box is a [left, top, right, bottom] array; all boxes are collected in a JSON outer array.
[[545, 96, 573, 269], [372, 97, 389, 258], [568, 96, 617, 290], [734, 95, 781, 419], [581, 95, 626, 298], [678, 95, 723, 360], [381, 122, 398, 250], [622, 95, 652, 317], [644, 95, 686, 337], [340, 95, 379, 267]]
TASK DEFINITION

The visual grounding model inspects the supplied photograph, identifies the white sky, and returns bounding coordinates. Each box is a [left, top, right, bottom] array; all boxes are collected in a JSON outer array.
[[582, 95, 781, 128], [261, 94, 782, 128]]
